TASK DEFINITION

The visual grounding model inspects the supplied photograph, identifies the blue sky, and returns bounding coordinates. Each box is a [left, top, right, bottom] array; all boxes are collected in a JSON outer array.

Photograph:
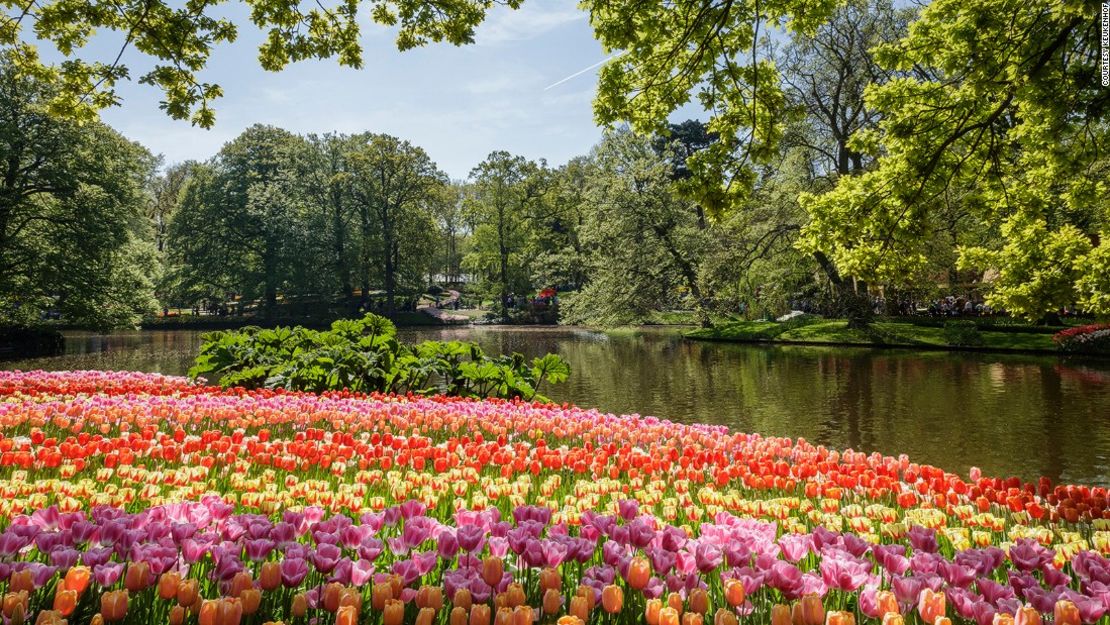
[[93, 1, 611, 179]]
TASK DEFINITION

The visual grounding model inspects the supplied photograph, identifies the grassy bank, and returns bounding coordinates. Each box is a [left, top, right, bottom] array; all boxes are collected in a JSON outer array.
[[686, 318, 1060, 352]]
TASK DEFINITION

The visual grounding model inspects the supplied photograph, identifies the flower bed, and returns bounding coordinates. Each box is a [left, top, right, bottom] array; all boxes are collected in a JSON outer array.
[[0, 370, 1108, 625], [1053, 325, 1110, 354]]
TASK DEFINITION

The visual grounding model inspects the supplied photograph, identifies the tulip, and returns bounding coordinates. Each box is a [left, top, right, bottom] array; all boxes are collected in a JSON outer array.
[[882, 614, 905, 625], [323, 582, 343, 613], [451, 607, 469, 625], [993, 615, 1015, 625], [170, 606, 186, 625], [53, 588, 77, 617], [339, 587, 362, 612], [506, 583, 526, 609], [826, 611, 856, 625], [602, 584, 624, 614], [337, 606, 359, 625], [4, 592, 29, 619], [416, 607, 437, 625], [372, 583, 394, 611], [661, 607, 681, 625], [417, 585, 444, 611], [1055, 601, 1081, 625], [9, 569, 33, 595], [34, 610, 65, 625], [494, 606, 513, 625], [216, 598, 243, 625], [384, 599, 405, 625], [470, 604, 491, 625], [544, 589, 563, 615], [158, 572, 181, 601], [576, 585, 596, 613], [668, 592, 684, 614], [101, 590, 129, 622], [89, 614, 103, 625], [177, 580, 199, 608], [200, 601, 218, 625], [1015, 606, 1041, 625], [9, 603, 25, 625], [260, 562, 281, 592], [629, 556, 652, 590], [540, 567, 562, 593], [689, 588, 709, 615], [800, 594, 825, 625], [715, 608, 739, 625], [556, 618, 584, 625], [918, 589, 946, 625], [571, 595, 590, 622], [935, 619, 952, 625], [875, 591, 898, 617], [229, 572, 253, 598], [724, 579, 745, 607], [292, 594, 308, 619], [647, 598, 664, 625], [683, 613, 705, 625], [124, 562, 151, 593], [482, 557, 504, 588], [63, 566, 91, 595], [494, 593, 509, 611], [454, 589, 473, 611], [241, 589, 261, 616]]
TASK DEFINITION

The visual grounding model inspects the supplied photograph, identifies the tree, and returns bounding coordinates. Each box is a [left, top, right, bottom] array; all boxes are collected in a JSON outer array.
[[0, 59, 158, 328], [2, 0, 522, 127], [798, 0, 1107, 320], [464, 151, 551, 319], [302, 132, 368, 298], [167, 125, 310, 315], [562, 129, 710, 327], [346, 134, 446, 312]]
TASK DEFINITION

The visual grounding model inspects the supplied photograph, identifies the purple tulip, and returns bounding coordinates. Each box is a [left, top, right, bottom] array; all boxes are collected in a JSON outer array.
[[351, 559, 374, 587], [457, 524, 486, 553], [245, 538, 275, 562], [1009, 539, 1054, 572], [281, 557, 309, 587], [93, 562, 124, 587], [908, 526, 939, 553], [314, 543, 341, 573], [695, 542, 723, 573]]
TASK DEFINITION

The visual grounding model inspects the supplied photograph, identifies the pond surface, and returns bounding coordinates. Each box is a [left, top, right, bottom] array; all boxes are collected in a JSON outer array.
[[4, 327, 1110, 486]]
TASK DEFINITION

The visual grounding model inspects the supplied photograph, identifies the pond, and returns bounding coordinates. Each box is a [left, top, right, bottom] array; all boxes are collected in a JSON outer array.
[[5, 327, 1110, 486]]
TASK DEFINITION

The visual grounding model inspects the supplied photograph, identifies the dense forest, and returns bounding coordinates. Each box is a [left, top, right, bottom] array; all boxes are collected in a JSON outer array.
[[1, 0, 1105, 329]]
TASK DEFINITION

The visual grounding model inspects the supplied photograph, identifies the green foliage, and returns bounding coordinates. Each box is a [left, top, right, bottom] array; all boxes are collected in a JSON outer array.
[[189, 313, 569, 400], [0, 60, 159, 329], [942, 320, 983, 348], [1, 0, 520, 127]]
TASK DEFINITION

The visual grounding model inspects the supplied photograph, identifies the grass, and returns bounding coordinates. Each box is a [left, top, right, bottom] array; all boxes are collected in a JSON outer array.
[[686, 318, 1059, 352]]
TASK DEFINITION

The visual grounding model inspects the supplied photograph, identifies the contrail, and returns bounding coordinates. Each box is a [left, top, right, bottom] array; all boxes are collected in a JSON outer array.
[[543, 50, 628, 91]]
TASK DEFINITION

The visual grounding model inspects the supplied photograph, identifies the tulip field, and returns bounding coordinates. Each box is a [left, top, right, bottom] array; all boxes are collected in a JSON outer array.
[[1, 370, 1109, 625]]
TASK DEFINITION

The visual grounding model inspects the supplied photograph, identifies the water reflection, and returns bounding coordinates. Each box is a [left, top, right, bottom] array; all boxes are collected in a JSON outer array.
[[3, 327, 1109, 485]]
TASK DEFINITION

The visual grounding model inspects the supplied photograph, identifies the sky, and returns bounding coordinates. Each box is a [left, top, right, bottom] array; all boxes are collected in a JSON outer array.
[[76, 1, 618, 179]]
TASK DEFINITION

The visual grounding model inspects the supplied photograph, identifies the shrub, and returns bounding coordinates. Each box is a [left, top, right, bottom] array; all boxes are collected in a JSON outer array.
[[1053, 323, 1110, 354], [189, 313, 569, 400], [943, 320, 984, 347]]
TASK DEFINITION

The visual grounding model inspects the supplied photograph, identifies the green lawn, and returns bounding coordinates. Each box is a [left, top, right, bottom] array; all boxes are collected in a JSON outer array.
[[686, 319, 1057, 352]]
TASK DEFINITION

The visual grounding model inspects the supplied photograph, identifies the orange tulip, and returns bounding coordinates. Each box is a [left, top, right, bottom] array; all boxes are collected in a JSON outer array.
[[556, 617, 584, 625], [993, 615, 1015, 625], [482, 557, 504, 588], [771, 606, 792, 625], [715, 608, 739, 625], [416, 607, 437, 625], [53, 588, 78, 617], [372, 584, 394, 611], [660, 607, 681, 625], [451, 607, 469, 625], [7, 603, 24, 625], [569, 595, 589, 622], [229, 572, 253, 599], [882, 614, 905, 625], [1055, 601, 1081, 625], [800, 594, 825, 625], [340, 588, 363, 613], [512, 605, 534, 625], [158, 572, 181, 601], [124, 562, 151, 593], [629, 556, 652, 590], [323, 582, 343, 613], [918, 589, 945, 625], [646, 598, 663, 625], [1015, 606, 1042, 625], [506, 583, 526, 609], [417, 585, 444, 611], [935, 618, 953, 625], [682, 613, 705, 625], [724, 580, 745, 607], [3, 592, 29, 619], [454, 589, 473, 611], [543, 589, 563, 615], [689, 588, 709, 615], [470, 604, 491, 625], [826, 611, 856, 625], [101, 590, 129, 623], [9, 570, 33, 595], [292, 594, 308, 619], [177, 580, 200, 608], [576, 585, 596, 613], [33, 610, 65, 625], [602, 584, 624, 614], [667, 592, 684, 614], [540, 568, 562, 593], [216, 598, 243, 625], [63, 566, 92, 595], [89, 614, 103, 625], [241, 589, 261, 616], [494, 606, 513, 625], [170, 606, 186, 625], [876, 591, 898, 617], [337, 606, 359, 625], [383, 599, 405, 625], [260, 562, 281, 592]]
